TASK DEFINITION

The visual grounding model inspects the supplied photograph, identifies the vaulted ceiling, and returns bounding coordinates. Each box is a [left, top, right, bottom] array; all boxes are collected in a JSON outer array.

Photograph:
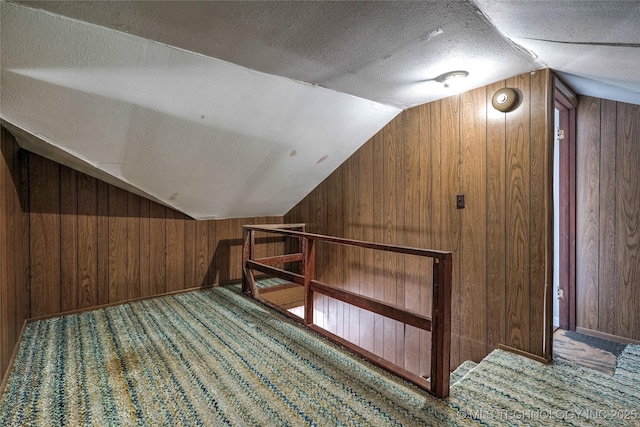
[[1, 1, 638, 219]]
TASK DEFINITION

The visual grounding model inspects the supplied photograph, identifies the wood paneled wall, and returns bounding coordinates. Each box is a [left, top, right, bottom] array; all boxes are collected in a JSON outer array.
[[1, 127, 282, 379], [28, 151, 283, 317], [0, 128, 30, 377], [285, 70, 554, 374], [576, 97, 640, 341]]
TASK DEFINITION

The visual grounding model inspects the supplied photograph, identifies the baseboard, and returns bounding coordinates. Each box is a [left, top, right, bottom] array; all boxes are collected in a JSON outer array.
[[575, 327, 640, 345], [498, 344, 552, 364], [26, 283, 220, 323]]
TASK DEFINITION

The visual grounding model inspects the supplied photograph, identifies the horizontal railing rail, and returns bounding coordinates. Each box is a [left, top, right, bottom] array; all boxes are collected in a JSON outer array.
[[242, 224, 452, 398]]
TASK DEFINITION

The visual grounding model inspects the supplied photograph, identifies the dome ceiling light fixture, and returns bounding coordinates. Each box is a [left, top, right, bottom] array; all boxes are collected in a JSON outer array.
[[435, 70, 469, 88], [491, 87, 519, 112]]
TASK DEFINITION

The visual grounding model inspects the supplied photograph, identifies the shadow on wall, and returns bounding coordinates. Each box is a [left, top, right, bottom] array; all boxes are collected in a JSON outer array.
[[209, 236, 285, 286]]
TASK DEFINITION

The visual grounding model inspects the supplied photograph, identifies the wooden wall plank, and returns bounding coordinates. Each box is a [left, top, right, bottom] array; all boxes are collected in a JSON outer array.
[[127, 193, 140, 299], [315, 182, 327, 329], [208, 219, 217, 285], [3, 137, 17, 362], [529, 69, 553, 355], [96, 180, 109, 305], [60, 168, 78, 312], [460, 86, 487, 362], [149, 201, 166, 295], [195, 220, 209, 286], [29, 155, 60, 317], [505, 73, 531, 351], [429, 100, 443, 351], [345, 154, 360, 343], [139, 199, 151, 298], [441, 95, 461, 367], [184, 217, 195, 288], [165, 209, 185, 292], [358, 138, 375, 353], [372, 131, 385, 358], [393, 112, 406, 367], [419, 103, 433, 376], [77, 173, 98, 308], [615, 102, 640, 339], [223, 218, 237, 284], [576, 96, 601, 329], [598, 100, 618, 335], [332, 168, 345, 338], [108, 186, 128, 303], [324, 171, 339, 335], [382, 116, 399, 363], [232, 218, 244, 283], [403, 105, 422, 372], [0, 131, 13, 371], [209, 221, 221, 285], [485, 81, 507, 352], [18, 146, 31, 328]]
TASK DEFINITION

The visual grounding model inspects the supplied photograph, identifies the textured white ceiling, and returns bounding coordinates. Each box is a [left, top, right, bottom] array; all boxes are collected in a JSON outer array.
[[6, 0, 539, 108], [1, 0, 638, 219], [1, 2, 399, 218], [474, 0, 640, 105]]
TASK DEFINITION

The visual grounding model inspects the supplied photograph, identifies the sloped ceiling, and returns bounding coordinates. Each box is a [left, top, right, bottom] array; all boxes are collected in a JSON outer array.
[[1, 1, 638, 219], [475, 0, 640, 106]]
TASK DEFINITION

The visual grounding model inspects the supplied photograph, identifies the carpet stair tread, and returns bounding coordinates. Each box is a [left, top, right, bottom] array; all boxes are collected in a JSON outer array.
[[449, 360, 478, 386]]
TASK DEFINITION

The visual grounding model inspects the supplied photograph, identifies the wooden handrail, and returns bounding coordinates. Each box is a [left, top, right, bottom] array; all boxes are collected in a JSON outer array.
[[242, 224, 452, 398], [243, 225, 451, 260], [310, 280, 432, 331]]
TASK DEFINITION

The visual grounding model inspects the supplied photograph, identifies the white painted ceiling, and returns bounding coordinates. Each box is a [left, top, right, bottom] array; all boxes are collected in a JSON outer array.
[[1, 1, 638, 219], [475, 0, 640, 106]]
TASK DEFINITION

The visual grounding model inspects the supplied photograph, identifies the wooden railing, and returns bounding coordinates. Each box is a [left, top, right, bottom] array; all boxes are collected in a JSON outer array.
[[242, 224, 453, 398]]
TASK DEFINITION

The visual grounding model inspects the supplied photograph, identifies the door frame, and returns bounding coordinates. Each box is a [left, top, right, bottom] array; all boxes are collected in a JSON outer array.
[[554, 76, 577, 331]]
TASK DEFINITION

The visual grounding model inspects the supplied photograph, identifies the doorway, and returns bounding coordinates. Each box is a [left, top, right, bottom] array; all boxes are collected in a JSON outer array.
[[553, 77, 577, 331]]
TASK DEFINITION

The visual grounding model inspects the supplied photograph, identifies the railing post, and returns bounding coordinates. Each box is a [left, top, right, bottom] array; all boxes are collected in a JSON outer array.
[[303, 238, 315, 325], [430, 257, 452, 398], [242, 228, 256, 296]]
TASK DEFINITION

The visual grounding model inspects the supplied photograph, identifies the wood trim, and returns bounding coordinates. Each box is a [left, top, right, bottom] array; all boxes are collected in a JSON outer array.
[[567, 106, 577, 332], [431, 257, 452, 398], [25, 284, 219, 323], [245, 260, 305, 286], [257, 282, 300, 294], [498, 344, 552, 364], [254, 253, 304, 266], [243, 225, 452, 260], [555, 80, 578, 333], [306, 324, 434, 394], [310, 280, 432, 331], [554, 75, 578, 109], [575, 327, 640, 345], [247, 223, 305, 230], [243, 224, 453, 397]]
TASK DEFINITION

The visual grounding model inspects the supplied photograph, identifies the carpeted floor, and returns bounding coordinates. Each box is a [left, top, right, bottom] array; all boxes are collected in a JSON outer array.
[[1, 285, 639, 426]]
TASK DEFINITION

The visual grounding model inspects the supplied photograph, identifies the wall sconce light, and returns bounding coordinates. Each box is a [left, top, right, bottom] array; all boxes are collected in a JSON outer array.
[[435, 70, 469, 88], [491, 87, 519, 112]]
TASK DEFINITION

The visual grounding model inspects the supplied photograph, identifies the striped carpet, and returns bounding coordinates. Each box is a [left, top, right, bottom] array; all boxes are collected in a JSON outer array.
[[615, 344, 640, 383], [2, 285, 639, 426]]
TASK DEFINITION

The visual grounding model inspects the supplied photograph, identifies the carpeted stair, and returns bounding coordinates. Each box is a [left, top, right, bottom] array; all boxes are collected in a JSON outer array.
[[449, 360, 478, 385], [614, 344, 640, 383]]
